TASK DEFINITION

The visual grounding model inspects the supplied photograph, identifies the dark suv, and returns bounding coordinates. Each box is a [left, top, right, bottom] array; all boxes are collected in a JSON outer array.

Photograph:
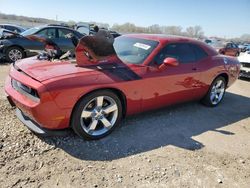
[[0, 25, 84, 62]]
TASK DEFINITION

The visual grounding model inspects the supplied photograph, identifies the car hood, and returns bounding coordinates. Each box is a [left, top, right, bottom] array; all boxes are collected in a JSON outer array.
[[14, 57, 95, 82], [14, 55, 131, 83]]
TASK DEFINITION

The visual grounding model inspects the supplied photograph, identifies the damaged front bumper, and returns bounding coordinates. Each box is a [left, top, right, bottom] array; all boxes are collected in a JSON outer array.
[[16, 108, 68, 136]]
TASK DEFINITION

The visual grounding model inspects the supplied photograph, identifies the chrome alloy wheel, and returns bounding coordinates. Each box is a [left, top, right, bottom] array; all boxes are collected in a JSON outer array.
[[210, 79, 225, 105], [80, 96, 118, 136], [8, 49, 23, 61]]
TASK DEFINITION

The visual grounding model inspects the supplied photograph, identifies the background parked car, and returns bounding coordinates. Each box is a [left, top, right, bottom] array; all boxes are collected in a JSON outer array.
[[241, 44, 250, 52], [0, 24, 26, 33], [75, 23, 121, 38], [0, 25, 84, 62], [238, 51, 250, 78], [211, 42, 240, 57], [219, 42, 240, 56]]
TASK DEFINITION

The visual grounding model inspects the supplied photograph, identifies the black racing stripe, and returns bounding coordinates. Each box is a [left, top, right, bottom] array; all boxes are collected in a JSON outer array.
[[97, 63, 142, 81]]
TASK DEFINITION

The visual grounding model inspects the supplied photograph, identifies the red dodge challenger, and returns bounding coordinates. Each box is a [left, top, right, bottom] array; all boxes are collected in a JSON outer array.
[[5, 34, 240, 140]]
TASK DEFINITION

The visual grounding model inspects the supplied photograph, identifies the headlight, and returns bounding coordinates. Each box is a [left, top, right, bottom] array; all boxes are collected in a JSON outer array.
[[12, 79, 40, 101]]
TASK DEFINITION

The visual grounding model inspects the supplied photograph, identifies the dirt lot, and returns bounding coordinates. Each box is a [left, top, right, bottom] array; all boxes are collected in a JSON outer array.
[[0, 63, 250, 188]]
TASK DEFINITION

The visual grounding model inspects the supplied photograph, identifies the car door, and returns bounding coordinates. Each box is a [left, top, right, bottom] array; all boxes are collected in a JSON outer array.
[[53, 28, 75, 53], [140, 43, 204, 110], [24, 28, 57, 52]]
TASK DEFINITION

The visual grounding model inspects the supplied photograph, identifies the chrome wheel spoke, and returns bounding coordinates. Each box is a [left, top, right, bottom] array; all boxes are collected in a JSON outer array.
[[81, 110, 92, 118], [103, 104, 118, 114], [210, 92, 216, 101], [217, 88, 224, 93], [100, 117, 112, 129], [96, 96, 104, 108], [88, 119, 98, 132], [215, 80, 222, 88]]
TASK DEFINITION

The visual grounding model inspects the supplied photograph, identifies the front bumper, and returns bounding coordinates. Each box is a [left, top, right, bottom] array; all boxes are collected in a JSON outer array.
[[5, 64, 71, 131], [16, 108, 69, 136]]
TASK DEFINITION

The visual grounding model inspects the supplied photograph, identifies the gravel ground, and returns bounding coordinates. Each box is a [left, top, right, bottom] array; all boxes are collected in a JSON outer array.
[[0, 63, 250, 188]]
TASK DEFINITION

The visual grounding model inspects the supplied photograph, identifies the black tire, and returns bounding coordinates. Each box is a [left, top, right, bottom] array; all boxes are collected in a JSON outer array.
[[201, 76, 226, 107], [6, 46, 25, 62], [236, 52, 240, 57], [71, 90, 123, 140]]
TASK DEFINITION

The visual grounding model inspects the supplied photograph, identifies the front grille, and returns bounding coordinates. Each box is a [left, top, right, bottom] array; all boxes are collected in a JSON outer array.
[[241, 63, 250, 68]]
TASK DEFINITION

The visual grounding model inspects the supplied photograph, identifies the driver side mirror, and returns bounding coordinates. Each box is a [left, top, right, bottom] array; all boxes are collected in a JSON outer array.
[[159, 57, 179, 71]]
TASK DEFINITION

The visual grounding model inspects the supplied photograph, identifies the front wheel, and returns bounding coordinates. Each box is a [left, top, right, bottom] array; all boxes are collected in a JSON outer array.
[[71, 90, 123, 140], [202, 76, 226, 107], [6, 46, 24, 62]]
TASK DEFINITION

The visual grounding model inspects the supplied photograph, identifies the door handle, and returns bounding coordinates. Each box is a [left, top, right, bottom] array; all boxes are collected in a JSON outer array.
[[192, 67, 197, 71]]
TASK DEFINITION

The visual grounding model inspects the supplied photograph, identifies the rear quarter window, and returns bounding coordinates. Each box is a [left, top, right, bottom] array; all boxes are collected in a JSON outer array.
[[190, 44, 208, 61]]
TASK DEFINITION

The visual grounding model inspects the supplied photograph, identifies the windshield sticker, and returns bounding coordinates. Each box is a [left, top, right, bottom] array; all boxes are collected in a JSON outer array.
[[134, 43, 151, 50]]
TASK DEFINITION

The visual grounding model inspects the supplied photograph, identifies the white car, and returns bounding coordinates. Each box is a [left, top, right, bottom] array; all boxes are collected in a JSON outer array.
[[238, 51, 250, 78]]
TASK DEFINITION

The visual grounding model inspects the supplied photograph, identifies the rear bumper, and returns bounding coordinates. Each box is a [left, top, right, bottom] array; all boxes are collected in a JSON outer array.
[[16, 108, 69, 136]]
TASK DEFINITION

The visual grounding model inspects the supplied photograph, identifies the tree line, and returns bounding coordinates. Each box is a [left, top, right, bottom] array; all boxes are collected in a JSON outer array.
[[1, 13, 249, 43], [111, 23, 204, 39]]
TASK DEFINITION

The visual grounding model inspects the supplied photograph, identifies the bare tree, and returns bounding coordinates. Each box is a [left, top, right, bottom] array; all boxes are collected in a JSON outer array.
[[161, 26, 183, 35], [185, 25, 204, 38], [147, 24, 162, 34]]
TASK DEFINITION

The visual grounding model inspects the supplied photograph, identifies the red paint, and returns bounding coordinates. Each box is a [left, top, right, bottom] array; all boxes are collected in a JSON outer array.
[[5, 34, 240, 130]]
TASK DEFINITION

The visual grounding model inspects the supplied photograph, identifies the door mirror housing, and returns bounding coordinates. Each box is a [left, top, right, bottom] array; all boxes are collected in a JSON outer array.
[[163, 57, 179, 66], [158, 57, 179, 71]]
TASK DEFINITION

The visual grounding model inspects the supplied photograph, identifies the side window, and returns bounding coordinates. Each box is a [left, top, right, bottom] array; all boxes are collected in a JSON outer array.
[[232, 44, 238, 48], [58, 28, 73, 38], [167, 43, 196, 63], [37, 28, 56, 39], [226, 43, 232, 48], [77, 26, 90, 35], [5, 26, 15, 32], [190, 44, 208, 61], [154, 43, 196, 65]]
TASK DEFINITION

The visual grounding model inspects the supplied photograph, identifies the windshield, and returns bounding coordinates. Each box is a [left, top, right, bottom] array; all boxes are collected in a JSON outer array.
[[21, 27, 41, 36], [113, 37, 159, 64]]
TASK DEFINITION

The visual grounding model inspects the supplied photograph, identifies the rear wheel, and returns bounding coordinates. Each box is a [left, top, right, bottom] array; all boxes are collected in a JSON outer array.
[[71, 90, 123, 140], [202, 76, 226, 107], [6, 46, 24, 62]]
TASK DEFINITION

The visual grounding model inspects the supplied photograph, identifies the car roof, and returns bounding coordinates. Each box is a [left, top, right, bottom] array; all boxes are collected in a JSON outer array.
[[38, 25, 74, 30], [123, 34, 218, 56], [124, 34, 199, 43], [0, 23, 24, 28]]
